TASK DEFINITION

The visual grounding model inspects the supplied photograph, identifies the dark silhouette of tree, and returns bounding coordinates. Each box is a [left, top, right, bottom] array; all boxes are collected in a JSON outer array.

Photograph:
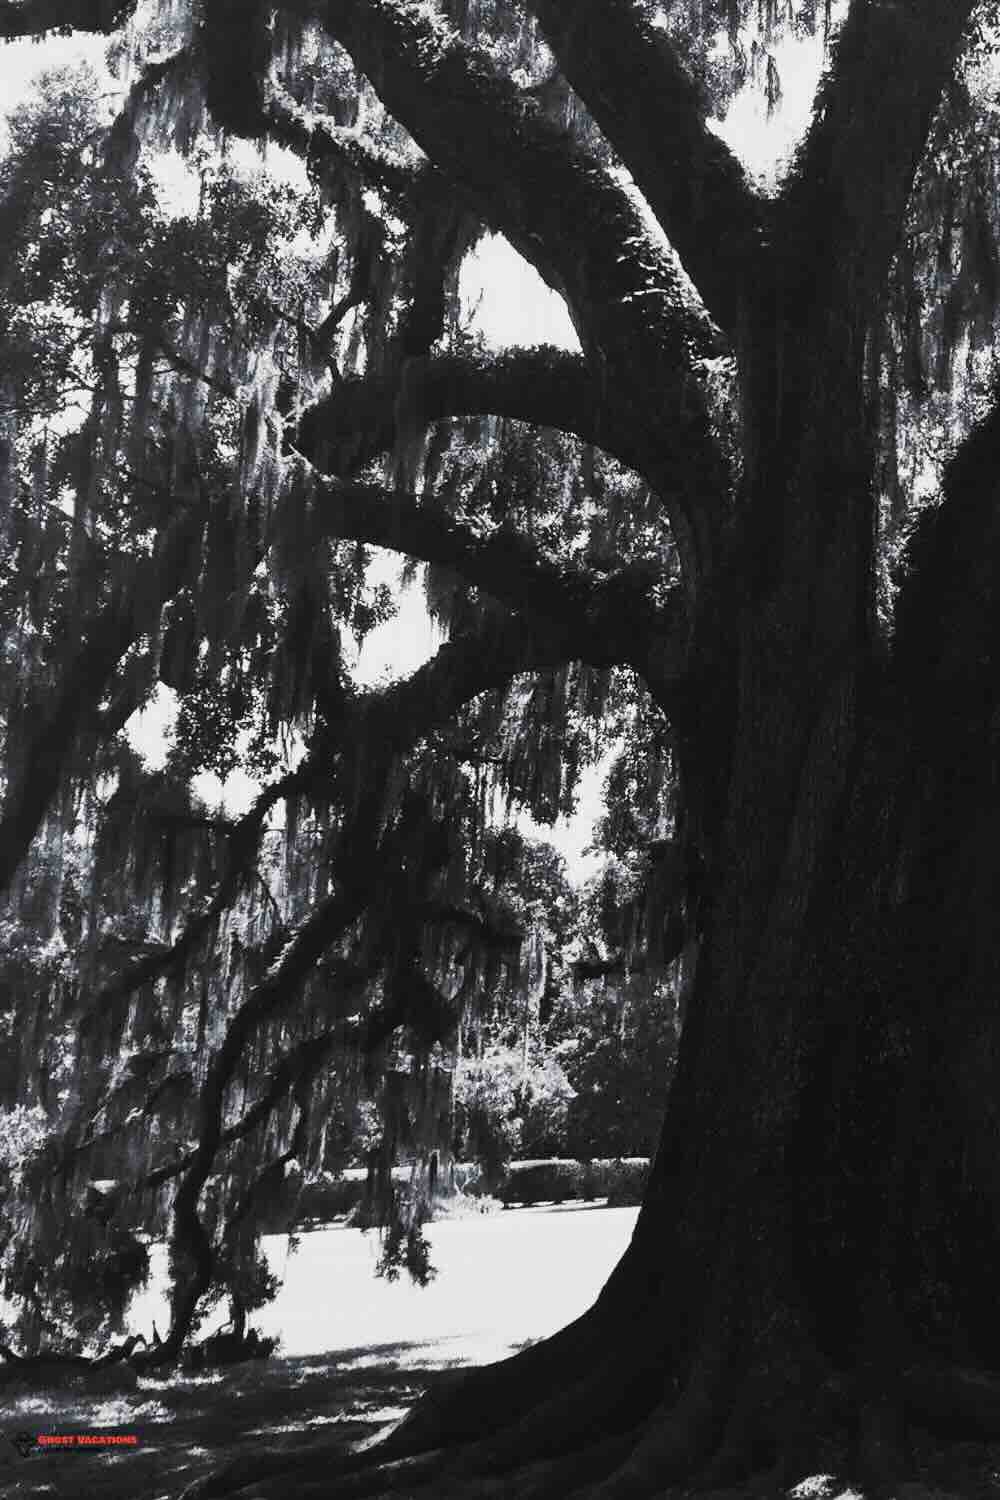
[[3, 0, 1000, 1494]]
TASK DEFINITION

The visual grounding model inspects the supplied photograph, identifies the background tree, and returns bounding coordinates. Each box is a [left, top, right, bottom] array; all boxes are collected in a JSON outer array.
[[3, 0, 1000, 1496]]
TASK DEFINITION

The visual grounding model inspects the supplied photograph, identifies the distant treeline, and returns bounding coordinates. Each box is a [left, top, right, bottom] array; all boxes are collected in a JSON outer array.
[[285, 1157, 650, 1227]]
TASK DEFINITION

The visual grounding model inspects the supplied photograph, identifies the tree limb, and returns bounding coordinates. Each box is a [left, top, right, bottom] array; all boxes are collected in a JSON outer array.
[[0, 502, 206, 899], [154, 336, 238, 398], [75, 455, 683, 1026], [142, 1022, 359, 1197], [529, 0, 765, 337], [780, 0, 978, 334], [309, 476, 685, 679], [75, 756, 323, 1035], [321, 0, 734, 585], [294, 344, 654, 476], [263, 87, 428, 207]]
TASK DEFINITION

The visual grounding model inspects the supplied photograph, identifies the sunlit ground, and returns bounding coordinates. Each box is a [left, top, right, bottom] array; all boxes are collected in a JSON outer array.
[[128, 1200, 640, 1367], [1, 1203, 638, 1499]]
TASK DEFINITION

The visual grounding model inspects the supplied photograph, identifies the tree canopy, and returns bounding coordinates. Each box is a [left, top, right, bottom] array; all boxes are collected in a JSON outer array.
[[4, 1, 1000, 1496]]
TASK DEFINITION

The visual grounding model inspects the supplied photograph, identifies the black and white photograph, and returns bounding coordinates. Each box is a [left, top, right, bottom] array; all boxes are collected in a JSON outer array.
[[2, 3, 1000, 1497]]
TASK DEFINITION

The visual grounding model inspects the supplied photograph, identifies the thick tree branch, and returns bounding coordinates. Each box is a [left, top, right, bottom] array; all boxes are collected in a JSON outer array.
[[309, 476, 685, 682], [529, 0, 765, 336], [321, 0, 734, 585], [781, 0, 978, 331], [76, 454, 683, 1025], [263, 87, 427, 207], [417, 901, 524, 956], [109, 49, 427, 218], [294, 344, 653, 476]]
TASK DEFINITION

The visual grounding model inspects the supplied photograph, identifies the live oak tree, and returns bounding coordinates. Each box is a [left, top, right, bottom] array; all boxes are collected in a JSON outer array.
[[4, 0, 1000, 1496]]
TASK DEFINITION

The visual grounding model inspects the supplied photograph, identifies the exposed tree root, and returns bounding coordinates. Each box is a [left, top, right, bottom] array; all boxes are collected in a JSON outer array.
[[180, 1353, 1000, 1500], [443, 1328, 670, 1478], [177, 1437, 425, 1499], [218, 1449, 459, 1499], [0, 1333, 147, 1390], [573, 1371, 731, 1497], [209, 1434, 642, 1500], [696, 1356, 843, 1492], [372, 1299, 612, 1461], [481, 1433, 641, 1500]]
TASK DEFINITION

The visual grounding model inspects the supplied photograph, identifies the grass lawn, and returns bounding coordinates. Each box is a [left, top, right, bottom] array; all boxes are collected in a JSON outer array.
[[0, 1203, 638, 1498]]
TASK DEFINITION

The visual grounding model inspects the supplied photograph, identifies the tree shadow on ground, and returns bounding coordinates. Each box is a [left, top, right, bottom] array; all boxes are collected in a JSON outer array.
[[0, 1339, 472, 1499]]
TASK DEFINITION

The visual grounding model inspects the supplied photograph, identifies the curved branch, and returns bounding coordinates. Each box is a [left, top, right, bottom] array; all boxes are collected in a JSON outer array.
[[78, 458, 685, 1027], [310, 476, 684, 674], [781, 0, 977, 328], [321, 0, 734, 584], [262, 88, 429, 207], [529, 0, 765, 337], [353, 610, 613, 752], [75, 757, 323, 1034], [141, 1002, 374, 1199], [109, 50, 429, 213], [294, 344, 652, 475]]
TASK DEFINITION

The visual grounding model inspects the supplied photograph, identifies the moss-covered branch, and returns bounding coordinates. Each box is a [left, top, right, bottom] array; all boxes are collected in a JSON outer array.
[[74, 757, 324, 1039], [0, 501, 206, 899], [309, 476, 686, 678], [320, 0, 734, 585], [781, 0, 978, 333], [294, 344, 655, 476], [529, 0, 765, 338], [262, 86, 428, 207]]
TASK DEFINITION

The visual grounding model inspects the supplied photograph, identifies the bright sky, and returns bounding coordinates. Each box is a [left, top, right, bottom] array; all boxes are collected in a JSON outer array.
[[708, 15, 840, 188], [459, 234, 578, 349], [2, 9, 840, 877]]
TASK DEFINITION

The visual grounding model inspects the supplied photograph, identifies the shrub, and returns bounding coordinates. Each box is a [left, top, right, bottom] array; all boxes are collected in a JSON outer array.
[[497, 1157, 650, 1207]]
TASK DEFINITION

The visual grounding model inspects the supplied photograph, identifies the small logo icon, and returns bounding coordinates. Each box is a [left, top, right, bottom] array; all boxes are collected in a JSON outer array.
[[7, 1431, 37, 1458]]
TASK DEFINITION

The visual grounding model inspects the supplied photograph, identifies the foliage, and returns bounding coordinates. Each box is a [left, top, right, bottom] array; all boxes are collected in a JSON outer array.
[[559, 979, 677, 1161], [495, 1157, 650, 1208]]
